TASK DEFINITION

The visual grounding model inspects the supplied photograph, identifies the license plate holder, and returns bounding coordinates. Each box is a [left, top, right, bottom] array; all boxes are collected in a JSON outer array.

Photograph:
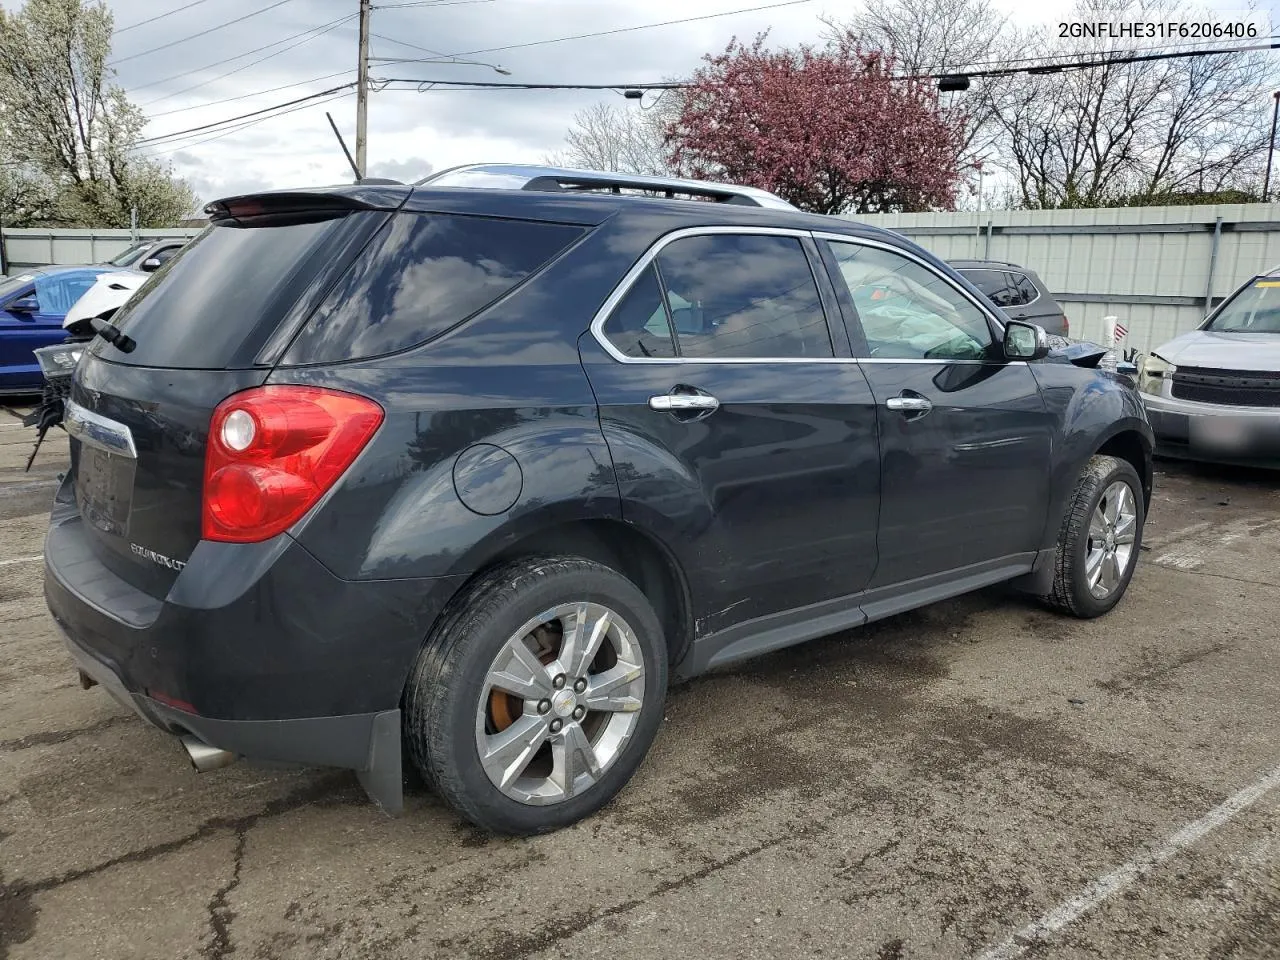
[[77, 446, 135, 537]]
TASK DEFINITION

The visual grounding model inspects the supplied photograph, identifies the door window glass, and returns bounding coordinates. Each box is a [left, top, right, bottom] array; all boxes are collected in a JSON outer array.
[[601, 265, 677, 358], [829, 243, 994, 360], [655, 234, 833, 359]]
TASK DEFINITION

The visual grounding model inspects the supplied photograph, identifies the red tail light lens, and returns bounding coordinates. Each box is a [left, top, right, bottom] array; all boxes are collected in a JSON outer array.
[[203, 386, 383, 543], [1063, 315, 1070, 335]]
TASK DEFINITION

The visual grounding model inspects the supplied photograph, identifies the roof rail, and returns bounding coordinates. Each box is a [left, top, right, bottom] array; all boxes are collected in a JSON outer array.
[[417, 163, 798, 210]]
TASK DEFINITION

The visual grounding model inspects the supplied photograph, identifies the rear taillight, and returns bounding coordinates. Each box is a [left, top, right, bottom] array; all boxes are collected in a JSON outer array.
[[203, 386, 383, 543], [1063, 314, 1070, 335]]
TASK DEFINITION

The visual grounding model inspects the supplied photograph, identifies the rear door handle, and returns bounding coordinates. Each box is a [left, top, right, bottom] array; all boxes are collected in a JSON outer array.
[[885, 396, 932, 413], [649, 393, 720, 413]]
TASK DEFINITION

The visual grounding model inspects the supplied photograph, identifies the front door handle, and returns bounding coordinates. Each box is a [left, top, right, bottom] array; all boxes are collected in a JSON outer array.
[[885, 395, 932, 413], [649, 393, 720, 413]]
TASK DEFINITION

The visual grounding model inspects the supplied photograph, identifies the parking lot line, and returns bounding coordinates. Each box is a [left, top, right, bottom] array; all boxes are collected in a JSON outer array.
[[977, 761, 1280, 960], [0, 555, 42, 566]]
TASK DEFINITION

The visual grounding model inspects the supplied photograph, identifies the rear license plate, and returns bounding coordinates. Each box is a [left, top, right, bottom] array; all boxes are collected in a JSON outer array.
[[77, 446, 135, 536]]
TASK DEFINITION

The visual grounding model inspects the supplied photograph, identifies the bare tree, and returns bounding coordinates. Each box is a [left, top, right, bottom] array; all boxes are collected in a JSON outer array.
[[990, 0, 1275, 207], [547, 99, 679, 176]]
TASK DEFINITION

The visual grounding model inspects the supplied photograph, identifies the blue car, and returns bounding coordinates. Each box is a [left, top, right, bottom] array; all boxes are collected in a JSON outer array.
[[0, 266, 120, 394]]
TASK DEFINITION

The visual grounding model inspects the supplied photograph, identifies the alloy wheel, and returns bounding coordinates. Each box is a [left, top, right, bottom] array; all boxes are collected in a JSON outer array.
[[1085, 479, 1138, 599], [475, 602, 646, 805]]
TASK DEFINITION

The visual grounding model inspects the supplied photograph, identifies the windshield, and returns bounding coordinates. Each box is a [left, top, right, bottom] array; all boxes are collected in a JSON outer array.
[[106, 242, 150, 267], [1206, 279, 1280, 333]]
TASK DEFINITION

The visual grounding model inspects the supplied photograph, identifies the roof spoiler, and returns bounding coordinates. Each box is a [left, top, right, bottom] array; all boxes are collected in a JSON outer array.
[[205, 185, 409, 221]]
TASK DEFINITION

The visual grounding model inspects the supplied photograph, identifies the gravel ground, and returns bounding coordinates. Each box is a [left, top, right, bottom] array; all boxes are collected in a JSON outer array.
[[1, 403, 1278, 960]]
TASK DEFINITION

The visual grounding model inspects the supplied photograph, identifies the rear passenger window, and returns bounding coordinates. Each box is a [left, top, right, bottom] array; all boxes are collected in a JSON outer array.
[[656, 234, 833, 359], [601, 265, 677, 358], [284, 213, 585, 363], [1012, 273, 1039, 305], [963, 269, 1020, 307]]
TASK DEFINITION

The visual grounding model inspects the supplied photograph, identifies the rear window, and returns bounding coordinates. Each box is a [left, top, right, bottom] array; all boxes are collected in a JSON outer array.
[[281, 212, 585, 364], [88, 211, 387, 369]]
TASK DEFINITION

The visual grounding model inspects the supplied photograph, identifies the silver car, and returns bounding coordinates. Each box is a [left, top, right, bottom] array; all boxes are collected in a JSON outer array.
[[1139, 266, 1280, 467]]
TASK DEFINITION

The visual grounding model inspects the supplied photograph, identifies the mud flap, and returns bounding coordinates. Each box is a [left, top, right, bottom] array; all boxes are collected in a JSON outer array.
[[357, 708, 405, 815]]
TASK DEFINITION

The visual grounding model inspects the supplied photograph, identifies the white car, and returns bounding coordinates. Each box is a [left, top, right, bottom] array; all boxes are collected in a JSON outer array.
[[1138, 266, 1280, 467]]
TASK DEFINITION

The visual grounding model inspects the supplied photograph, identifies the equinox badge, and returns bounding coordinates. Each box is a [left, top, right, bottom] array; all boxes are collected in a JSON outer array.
[[130, 543, 186, 571]]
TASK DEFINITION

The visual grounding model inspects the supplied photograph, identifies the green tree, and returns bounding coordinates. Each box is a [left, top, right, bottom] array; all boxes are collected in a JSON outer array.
[[0, 0, 199, 227]]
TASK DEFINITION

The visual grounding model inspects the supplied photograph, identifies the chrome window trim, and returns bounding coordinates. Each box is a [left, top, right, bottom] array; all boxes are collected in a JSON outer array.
[[64, 399, 137, 459], [589, 226, 1019, 366], [589, 226, 839, 364]]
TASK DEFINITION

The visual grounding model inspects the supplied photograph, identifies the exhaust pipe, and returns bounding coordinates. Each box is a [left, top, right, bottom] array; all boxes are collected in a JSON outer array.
[[181, 736, 238, 773]]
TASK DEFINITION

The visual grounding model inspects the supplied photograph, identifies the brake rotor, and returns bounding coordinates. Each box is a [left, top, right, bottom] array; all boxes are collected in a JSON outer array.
[[488, 622, 561, 732]]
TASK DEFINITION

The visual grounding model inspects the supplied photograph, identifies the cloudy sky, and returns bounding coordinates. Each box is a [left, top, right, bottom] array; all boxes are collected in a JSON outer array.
[[31, 0, 1276, 204]]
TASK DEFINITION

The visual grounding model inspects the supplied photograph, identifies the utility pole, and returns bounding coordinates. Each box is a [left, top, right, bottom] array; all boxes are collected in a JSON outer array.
[[1265, 91, 1280, 202], [355, 0, 371, 180]]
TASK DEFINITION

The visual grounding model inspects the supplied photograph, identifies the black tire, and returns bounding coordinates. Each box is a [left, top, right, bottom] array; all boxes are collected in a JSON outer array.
[[403, 557, 668, 834], [1042, 454, 1145, 618]]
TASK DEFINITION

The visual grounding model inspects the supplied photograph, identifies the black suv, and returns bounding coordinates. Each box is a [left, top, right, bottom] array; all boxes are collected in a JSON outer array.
[[44, 164, 1153, 834]]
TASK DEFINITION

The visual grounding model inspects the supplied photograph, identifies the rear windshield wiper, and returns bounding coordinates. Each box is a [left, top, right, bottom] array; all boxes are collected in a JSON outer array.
[[89, 316, 136, 353]]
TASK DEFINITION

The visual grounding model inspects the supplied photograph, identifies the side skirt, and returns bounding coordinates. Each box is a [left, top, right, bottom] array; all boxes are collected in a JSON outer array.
[[676, 553, 1038, 680]]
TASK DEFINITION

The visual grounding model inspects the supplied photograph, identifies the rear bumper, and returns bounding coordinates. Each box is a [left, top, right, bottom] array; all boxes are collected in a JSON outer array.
[[57, 621, 404, 811], [43, 490, 466, 812]]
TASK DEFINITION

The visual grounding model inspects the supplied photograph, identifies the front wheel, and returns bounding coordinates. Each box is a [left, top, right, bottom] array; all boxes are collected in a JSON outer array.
[[404, 558, 667, 834], [1042, 455, 1145, 618]]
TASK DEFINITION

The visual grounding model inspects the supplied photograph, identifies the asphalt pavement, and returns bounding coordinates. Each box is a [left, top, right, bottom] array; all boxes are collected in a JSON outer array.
[[1, 402, 1277, 960]]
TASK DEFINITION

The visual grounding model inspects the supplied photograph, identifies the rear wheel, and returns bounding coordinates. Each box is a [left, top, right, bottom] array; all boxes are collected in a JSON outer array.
[[404, 558, 667, 834], [1043, 455, 1145, 618]]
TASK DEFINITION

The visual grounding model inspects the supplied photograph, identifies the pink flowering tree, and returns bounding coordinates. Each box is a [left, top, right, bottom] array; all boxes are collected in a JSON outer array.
[[667, 35, 967, 215]]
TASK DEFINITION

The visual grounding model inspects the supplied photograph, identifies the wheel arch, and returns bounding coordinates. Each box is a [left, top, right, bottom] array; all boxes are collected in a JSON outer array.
[[431, 514, 694, 671], [1094, 425, 1153, 509]]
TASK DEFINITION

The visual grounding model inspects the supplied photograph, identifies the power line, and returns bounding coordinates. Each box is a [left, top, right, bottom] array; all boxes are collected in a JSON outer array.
[[950, 36, 1280, 80], [110, 0, 298, 66], [137, 83, 357, 146], [147, 70, 354, 119], [115, 0, 216, 34], [930, 32, 1280, 76], [381, 37, 1280, 91], [370, 32, 451, 59], [137, 17, 356, 109], [129, 14, 355, 97], [141, 91, 357, 159], [373, 0, 496, 7], [138, 35, 1280, 153], [372, 0, 820, 64]]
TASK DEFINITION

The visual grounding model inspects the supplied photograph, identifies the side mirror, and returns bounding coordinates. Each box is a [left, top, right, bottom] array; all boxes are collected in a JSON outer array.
[[1003, 320, 1048, 361], [140, 257, 162, 271], [9, 296, 38, 315]]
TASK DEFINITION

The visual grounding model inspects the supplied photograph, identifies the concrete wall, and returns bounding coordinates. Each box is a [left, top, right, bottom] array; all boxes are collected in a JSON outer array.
[[2, 227, 205, 273], [846, 203, 1280, 353]]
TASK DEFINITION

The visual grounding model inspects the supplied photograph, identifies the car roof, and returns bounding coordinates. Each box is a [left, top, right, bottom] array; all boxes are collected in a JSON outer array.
[[213, 173, 951, 272]]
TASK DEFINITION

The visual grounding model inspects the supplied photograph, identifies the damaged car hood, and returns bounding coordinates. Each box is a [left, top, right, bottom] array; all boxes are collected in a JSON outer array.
[[1150, 330, 1280, 372]]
